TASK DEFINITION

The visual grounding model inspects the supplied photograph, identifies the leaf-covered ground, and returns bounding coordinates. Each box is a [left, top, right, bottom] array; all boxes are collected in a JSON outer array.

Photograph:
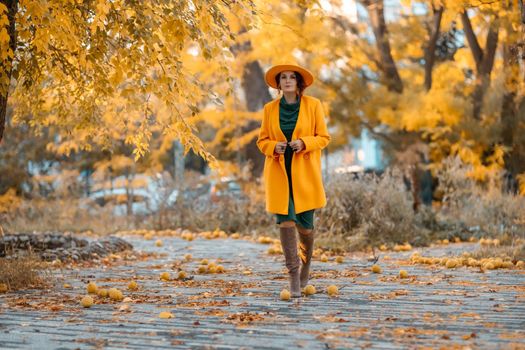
[[1, 233, 524, 349]]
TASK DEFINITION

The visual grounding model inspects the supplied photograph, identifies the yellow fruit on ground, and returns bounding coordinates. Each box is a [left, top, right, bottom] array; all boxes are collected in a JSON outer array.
[[97, 289, 108, 298], [258, 236, 272, 244], [320, 254, 328, 262], [200, 259, 209, 265], [0, 283, 8, 293], [197, 265, 207, 273], [335, 256, 344, 263], [108, 288, 124, 301], [216, 265, 225, 273], [469, 236, 477, 242], [160, 272, 170, 281], [184, 253, 192, 261], [127, 281, 138, 291], [80, 296, 94, 308], [454, 237, 461, 243], [155, 239, 163, 247], [446, 259, 457, 268], [208, 266, 217, 274], [501, 261, 513, 269], [144, 233, 153, 240], [230, 233, 240, 239], [177, 271, 188, 279], [327, 285, 339, 296], [467, 258, 478, 267], [159, 311, 174, 319], [371, 265, 382, 273], [399, 270, 409, 278], [280, 289, 291, 300], [379, 244, 388, 251], [484, 262, 496, 270], [86, 282, 98, 294], [313, 248, 324, 258], [442, 239, 449, 245], [516, 261, 525, 268], [304, 285, 316, 296]]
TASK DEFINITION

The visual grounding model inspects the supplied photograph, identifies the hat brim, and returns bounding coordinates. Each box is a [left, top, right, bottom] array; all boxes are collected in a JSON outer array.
[[265, 64, 314, 89]]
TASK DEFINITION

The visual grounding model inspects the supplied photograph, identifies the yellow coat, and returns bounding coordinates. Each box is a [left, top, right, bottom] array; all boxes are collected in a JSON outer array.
[[256, 95, 331, 215]]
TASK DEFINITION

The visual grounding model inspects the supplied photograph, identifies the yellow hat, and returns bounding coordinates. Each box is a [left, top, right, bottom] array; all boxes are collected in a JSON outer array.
[[264, 64, 314, 89]]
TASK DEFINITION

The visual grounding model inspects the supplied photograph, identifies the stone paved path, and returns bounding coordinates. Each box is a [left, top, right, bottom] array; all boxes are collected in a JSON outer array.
[[1, 235, 524, 349]]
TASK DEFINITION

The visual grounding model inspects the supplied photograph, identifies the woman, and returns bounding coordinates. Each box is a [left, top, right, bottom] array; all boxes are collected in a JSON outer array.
[[256, 64, 331, 298]]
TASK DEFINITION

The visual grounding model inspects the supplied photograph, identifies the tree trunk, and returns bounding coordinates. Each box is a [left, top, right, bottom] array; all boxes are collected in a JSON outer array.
[[363, 0, 403, 93], [240, 60, 272, 177], [0, 0, 18, 144], [500, 1, 525, 193], [424, 5, 443, 91], [461, 11, 499, 120]]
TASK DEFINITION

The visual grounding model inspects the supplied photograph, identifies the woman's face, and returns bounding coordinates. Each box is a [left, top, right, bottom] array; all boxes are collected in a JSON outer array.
[[279, 71, 297, 93]]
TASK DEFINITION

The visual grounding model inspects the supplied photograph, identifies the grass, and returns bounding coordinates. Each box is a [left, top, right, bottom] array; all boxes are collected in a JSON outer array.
[[471, 241, 525, 262], [0, 254, 50, 292]]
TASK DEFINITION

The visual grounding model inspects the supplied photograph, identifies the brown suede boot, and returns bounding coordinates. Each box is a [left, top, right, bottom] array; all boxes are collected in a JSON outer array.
[[298, 230, 314, 288], [279, 226, 301, 298]]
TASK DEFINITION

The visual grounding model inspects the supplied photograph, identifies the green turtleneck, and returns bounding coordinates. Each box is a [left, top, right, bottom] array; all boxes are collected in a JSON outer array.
[[276, 95, 314, 229]]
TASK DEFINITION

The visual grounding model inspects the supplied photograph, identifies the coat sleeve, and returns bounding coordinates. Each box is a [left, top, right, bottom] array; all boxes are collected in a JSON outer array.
[[256, 105, 278, 156], [300, 100, 330, 152]]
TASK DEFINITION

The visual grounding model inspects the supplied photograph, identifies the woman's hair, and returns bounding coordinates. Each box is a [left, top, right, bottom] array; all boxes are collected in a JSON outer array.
[[275, 71, 306, 96]]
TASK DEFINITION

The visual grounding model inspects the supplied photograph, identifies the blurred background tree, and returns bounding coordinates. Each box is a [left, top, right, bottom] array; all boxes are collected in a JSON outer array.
[[1, 0, 524, 237]]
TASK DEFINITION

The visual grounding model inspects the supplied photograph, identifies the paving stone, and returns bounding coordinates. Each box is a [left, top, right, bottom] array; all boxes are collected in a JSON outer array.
[[0, 238, 524, 349]]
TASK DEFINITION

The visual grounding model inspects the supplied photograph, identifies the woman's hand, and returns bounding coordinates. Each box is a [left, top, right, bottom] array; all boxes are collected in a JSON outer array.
[[289, 139, 305, 153], [274, 141, 288, 154]]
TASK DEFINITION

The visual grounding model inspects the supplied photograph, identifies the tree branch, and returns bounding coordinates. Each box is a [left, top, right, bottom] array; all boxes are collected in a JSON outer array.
[[0, 0, 19, 144], [460, 10, 483, 71], [424, 5, 444, 90], [480, 17, 499, 76], [361, 0, 403, 93]]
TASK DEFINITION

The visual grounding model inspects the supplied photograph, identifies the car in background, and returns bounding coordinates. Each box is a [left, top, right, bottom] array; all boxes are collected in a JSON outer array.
[[87, 173, 179, 215]]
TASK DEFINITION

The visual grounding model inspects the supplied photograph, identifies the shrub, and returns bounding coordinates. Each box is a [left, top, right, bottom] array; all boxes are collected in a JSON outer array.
[[435, 157, 525, 241], [316, 169, 422, 250], [0, 254, 49, 292]]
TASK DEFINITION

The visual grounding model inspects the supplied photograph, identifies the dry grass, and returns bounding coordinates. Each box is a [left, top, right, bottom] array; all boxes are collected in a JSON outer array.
[[435, 157, 525, 241], [316, 169, 425, 250], [470, 242, 525, 262], [0, 254, 50, 292], [2, 197, 137, 234]]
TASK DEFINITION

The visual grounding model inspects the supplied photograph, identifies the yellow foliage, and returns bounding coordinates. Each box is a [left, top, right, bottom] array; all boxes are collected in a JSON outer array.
[[0, 189, 21, 214], [5, 0, 255, 161], [517, 174, 525, 196]]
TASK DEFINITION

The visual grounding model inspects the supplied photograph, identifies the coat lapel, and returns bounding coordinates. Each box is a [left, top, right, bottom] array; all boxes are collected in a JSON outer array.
[[271, 98, 287, 141]]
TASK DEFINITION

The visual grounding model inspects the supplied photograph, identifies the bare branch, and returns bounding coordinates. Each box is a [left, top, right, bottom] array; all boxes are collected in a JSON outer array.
[[424, 5, 444, 90], [460, 10, 483, 71]]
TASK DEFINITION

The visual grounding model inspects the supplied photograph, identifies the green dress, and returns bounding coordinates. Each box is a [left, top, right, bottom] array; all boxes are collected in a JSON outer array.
[[275, 96, 315, 229]]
